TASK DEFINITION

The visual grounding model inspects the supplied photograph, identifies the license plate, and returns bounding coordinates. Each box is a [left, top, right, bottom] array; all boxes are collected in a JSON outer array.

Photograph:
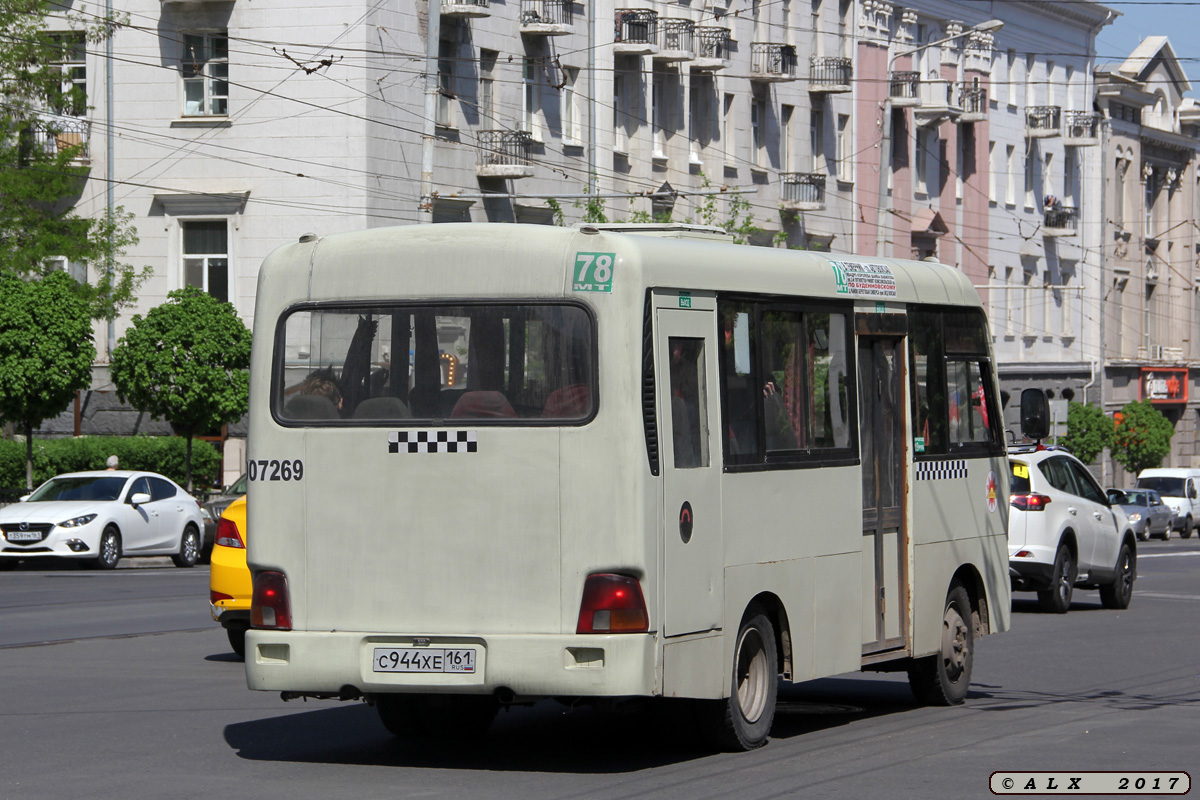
[[373, 647, 476, 674], [6, 531, 41, 542]]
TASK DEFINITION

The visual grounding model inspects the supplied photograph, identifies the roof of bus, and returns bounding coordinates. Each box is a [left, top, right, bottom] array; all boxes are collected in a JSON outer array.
[[259, 223, 982, 309]]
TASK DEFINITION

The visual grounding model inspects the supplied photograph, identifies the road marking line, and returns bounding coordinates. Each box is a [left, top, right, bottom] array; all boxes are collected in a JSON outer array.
[[1138, 550, 1200, 558], [1138, 591, 1200, 601]]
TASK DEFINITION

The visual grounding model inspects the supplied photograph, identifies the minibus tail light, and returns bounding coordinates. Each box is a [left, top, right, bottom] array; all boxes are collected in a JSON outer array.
[[1011, 493, 1052, 511], [251, 571, 292, 630], [215, 516, 245, 548], [576, 573, 648, 634]]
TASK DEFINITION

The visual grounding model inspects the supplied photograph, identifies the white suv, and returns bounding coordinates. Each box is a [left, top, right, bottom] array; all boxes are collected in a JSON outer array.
[[1008, 446, 1137, 613]]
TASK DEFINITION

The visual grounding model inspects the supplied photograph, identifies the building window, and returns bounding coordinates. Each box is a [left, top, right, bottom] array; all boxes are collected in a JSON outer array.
[[836, 113, 851, 181], [988, 141, 997, 202], [722, 92, 735, 167], [182, 32, 228, 117], [562, 67, 580, 144], [1006, 145, 1016, 206], [49, 33, 87, 117], [46, 256, 87, 283], [182, 220, 229, 303], [437, 38, 456, 128], [1006, 50, 1016, 106], [809, 106, 823, 171], [780, 104, 794, 171], [689, 73, 716, 164], [522, 57, 539, 137], [751, 87, 766, 169], [1114, 158, 1127, 228], [1024, 152, 1035, 209], [479, 50, 497, 127]]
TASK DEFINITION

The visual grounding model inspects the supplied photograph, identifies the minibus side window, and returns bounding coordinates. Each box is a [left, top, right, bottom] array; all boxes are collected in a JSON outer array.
[[669, 337, 709, 468], [718, 297, 856, 469]]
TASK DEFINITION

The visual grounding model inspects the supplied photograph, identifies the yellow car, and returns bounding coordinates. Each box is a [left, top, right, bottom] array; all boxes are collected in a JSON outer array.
[[209, 495, 251, 657]]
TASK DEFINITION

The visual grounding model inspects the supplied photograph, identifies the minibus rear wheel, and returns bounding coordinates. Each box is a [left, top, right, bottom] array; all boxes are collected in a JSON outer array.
[[376, 694, 498, 740], [701, 606, 778, 751]]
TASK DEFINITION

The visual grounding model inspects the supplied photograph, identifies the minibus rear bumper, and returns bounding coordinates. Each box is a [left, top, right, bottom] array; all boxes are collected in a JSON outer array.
[[244, 630, 659, 699]]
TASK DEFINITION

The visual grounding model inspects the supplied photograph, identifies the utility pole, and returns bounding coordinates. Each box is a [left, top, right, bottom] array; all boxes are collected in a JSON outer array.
[[587, 0, 596, 200], [105, 0, 115, 356], [419, 0, 441, 224]]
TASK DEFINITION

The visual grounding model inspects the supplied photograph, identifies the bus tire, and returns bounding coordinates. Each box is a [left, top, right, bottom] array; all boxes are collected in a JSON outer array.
[[377, 694, 498, 740], [907, 585, 974, 706], [702, 607, 777, 751]]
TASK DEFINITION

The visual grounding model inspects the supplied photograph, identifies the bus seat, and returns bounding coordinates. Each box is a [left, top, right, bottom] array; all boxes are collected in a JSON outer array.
[[541, 384, 592, 418], [284, 394, 340, 420], [352, 396, 411, 420], [450, 391, 517, 419]]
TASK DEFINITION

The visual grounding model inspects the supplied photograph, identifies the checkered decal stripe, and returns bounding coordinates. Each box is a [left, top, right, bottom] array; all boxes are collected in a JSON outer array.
[[915, 460, 968, 481], [388, 430, 478, 454]]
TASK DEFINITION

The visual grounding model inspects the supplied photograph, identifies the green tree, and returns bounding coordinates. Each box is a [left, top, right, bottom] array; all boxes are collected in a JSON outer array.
[[1060, 401, 1113, 464], [0, 271, 96, 488], [0, 0, 146, 320], [109, 288, 251, 491], [1112, 399, 1174, 476]]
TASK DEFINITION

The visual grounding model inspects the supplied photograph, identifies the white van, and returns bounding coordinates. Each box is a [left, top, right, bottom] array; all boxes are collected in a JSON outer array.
[[1135, 468, 1200, 539]]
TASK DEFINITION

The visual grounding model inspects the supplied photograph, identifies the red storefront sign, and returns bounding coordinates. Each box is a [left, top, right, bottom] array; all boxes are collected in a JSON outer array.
[[1141, 367, 1188, 404]]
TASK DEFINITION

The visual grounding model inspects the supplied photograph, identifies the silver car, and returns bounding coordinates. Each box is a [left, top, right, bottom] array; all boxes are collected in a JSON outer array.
[[1107, 488, 1173, 541]]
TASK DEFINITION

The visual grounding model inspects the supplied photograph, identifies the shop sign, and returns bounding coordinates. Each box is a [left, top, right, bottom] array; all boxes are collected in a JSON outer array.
[[1141, 367, 1188, 404]]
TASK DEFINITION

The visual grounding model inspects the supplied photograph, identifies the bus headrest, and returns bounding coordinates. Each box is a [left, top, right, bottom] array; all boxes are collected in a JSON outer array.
[[450, 391, 516, 419]]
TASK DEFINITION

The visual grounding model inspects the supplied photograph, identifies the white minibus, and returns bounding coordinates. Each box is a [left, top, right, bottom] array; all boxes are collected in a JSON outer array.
[[244, 223, 1012, 750]]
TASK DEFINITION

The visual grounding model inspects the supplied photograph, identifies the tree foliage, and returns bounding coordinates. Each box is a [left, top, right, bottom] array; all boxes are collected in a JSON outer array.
[[1060, 401, 1113, 464], [0, 0, 146, 320], [110, 288, 251, 490], [0, 271, 96, 488], [1112, 400, 1175, 476]]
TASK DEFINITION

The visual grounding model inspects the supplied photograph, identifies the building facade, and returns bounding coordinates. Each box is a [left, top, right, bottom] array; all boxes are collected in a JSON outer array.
[[38, 0, 1200, 477]]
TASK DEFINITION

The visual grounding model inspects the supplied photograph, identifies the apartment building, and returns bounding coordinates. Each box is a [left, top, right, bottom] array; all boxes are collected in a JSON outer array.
[[1095, 38, 1200, 479]]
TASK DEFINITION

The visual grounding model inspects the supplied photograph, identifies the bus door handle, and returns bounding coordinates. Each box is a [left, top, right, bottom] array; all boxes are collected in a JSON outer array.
[[1067, 507, 1078, 516], [1093, 511, 1105, 521]]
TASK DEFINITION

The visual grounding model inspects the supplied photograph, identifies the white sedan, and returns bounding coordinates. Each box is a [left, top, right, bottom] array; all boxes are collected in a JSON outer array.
[[0, 471, 204, 569]]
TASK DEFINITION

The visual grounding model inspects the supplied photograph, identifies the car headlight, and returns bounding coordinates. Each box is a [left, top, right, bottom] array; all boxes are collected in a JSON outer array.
[[58, 514, 97, 529], [1127, 512, 1141, 522]]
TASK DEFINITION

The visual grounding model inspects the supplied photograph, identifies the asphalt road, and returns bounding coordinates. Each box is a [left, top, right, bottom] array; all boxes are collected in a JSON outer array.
[[1, 541, 1197, 800]]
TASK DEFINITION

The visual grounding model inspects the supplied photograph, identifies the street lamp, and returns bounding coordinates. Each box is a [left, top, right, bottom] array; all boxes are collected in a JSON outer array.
[[874, 18, 1004, 258]]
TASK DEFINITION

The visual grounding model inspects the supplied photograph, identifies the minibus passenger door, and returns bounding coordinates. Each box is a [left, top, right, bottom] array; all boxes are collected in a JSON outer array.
[[656, 301, 723, 637]]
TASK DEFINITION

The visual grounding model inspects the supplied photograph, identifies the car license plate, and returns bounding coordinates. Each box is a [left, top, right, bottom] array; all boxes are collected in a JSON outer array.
[[6, 531, 41, 542], [373, 647, 476, 674]]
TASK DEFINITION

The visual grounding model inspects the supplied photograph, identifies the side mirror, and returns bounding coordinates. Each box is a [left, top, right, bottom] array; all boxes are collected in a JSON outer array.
[[1019, 388, 1050, 441], [18, 494, 30, 503], [129, 492, 151, 506]]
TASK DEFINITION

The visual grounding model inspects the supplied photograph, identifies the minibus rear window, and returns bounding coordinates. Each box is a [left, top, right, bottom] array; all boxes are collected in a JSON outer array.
[[274, 303, 596, 425]]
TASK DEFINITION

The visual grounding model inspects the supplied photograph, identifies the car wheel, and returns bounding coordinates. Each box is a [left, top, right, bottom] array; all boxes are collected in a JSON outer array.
[[700, 606, 778, 751], [1136, 528, 1147, 542], [93, 526, 121, 570], [1160, 524, 1172, 541], [172, 525, 200, 568], [226, 622, 248, 659], [908, 585, 974, 706], [1037, 544, 1075, 614], [1099, 543, 1135, 610], [1182, 518, 1194, 540]]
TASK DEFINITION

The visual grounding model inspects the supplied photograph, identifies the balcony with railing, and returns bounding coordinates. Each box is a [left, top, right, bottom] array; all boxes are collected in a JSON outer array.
[[888, 71, 920, 107], [692, 27, 730, 70], [476, 130, 534, 178], [442, 0, 491, 18], [959, 84, 987, 123], [809, 56, 852, 94], [1026, 105, 1061, 138], [1063, 111, 1100, 146], [614, 9, 659, 55], [520, 0, 573, 35], [656, 19, 694, 61], [780, 172, 826, 210], [914, 79, 963, 127], [1043, 205, 1079, 236], [750, 43, 797, 82], [28, 117, 91, 165]]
